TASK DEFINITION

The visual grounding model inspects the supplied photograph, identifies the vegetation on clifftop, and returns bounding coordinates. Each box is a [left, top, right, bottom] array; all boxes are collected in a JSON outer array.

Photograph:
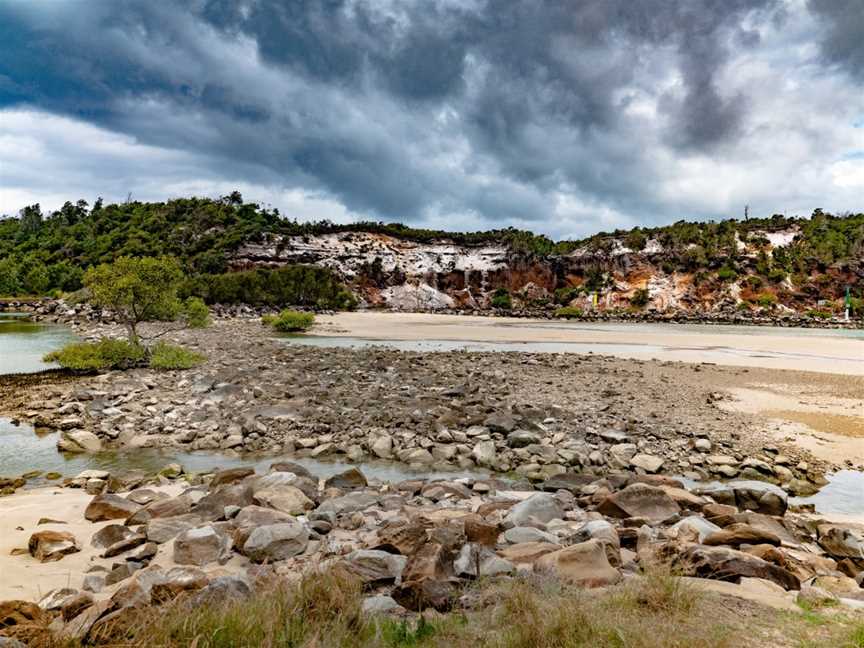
[[3, 193, 864, 312]]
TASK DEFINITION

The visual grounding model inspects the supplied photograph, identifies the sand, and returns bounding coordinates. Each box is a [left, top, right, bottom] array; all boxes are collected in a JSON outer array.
[[315, 312, 864, 376], [0, 485, 246, 602]]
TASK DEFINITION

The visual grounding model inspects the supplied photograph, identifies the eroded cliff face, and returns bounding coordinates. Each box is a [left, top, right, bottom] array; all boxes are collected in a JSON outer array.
[[228, 227, 857, 314]]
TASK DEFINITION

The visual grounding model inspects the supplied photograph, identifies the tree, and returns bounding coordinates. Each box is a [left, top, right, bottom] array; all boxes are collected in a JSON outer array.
[[19, 204, 43, 235], [84, 256, 207, 343]]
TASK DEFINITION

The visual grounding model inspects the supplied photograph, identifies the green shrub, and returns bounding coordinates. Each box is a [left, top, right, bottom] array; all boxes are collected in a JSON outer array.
[[555, 306, 584, 319], [751, 292, 777, 308], [182, 296, 210, 328], [265, 309, 315, 332], [807, 309, 832, 319], [150, 342, 206, 369], [554, 286, 581, 305], [717, 266, 738, 281], [490, 288, 512, 309], [744, 275, 763, 289], [768, 267, 787, 283], [44, 338, 146, 370], [630, 288, 650, 308]]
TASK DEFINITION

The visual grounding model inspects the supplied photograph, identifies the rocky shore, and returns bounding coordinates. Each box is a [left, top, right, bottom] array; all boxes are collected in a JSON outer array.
[[3, 461, 864, 644], [3, 298, 862, 329], [0, 316, 834, 498]]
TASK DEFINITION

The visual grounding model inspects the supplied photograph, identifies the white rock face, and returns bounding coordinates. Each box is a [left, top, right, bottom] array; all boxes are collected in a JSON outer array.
[[232, 232, 509, 278]]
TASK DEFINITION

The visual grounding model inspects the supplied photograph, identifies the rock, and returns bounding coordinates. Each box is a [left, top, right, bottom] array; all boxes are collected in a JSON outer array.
[[535, 539, 622, 587], [317, 492, 379, 515], [28, 530, 80, 562], [103, 534, 147, 558], [192, 482, 254, 521], [484, 413, 517, 433], [145, 514, 201, 544], [677, 545, 800, 591], [797, 584, 839, 608], [362, 595, 403, 615], [342, 550, 408, 584], [391, 578, 458, 612], [60, 592, 93, 621], [608, 443, 638, 467], [82, 574, 105, 593], [375, 519, 432, 556], [597, 483, 680, 523], [701, 481, 787, 517], [324, 468, 368, 490], [210, 467, 255, 488], [150, 567, 210, 603], [370, 435, 393, 459], [502, 526, 559, 545], [507, 430, 540, 448], [471, 440, 497, 467], [0, 600, 49, 629], [703, 523, 781, 548], [669, 517, 723, 543], [504, 493, 565, 526], [454, 543, 514, 578], [539, 473, 596, 493], [817, 524, 864, 559], [38, 588, 79, 612], [693, 439, 711, 453], [630, 454, 664, 474], [243, 522, 309, 563], [464, 515, 500, 546], [270, 462, 314, 478], [173, 526, 232, 566], [253, 486, 314, 515], [497, 542, 562, 565], [191, 576, 252, 606], [91, 524, 139, 550], [57, 430, 102, 453], [84, 494, 141, 522]]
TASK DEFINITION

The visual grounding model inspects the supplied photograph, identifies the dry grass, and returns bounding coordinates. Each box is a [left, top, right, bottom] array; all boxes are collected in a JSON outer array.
[[22, 566, 864, 648]]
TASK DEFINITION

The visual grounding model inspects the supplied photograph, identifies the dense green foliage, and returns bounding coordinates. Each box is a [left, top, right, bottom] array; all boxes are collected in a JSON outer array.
[[263, 309, 315, 332], [149, 342, 206, 369], [3, 195, 864, 314], [44, 338, 147, 370], [182, 296, 211, 328], [490, 288, 512, 309], [630, 288, 650, 308], [182, 265, 357, 309]]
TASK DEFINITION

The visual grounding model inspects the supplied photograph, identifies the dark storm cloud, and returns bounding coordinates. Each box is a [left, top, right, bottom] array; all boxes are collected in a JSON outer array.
[[0, 0, 846, 230], [808, 0, 864, 82]]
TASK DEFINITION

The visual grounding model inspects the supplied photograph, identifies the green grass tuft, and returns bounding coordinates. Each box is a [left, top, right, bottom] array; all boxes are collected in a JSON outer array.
[[44, 338, 146, 370], [149, 342, 206, 370], [264, 309, 315, 332]]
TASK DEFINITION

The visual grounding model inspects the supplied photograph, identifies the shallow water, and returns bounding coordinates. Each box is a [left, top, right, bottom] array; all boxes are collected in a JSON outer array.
[[0, 313, 76, 374], [0, 419, 486, 483]]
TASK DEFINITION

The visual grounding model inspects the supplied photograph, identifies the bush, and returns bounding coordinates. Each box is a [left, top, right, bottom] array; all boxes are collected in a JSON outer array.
[[149, 342, 206, 370], [44, 338, 146, 370], [554, 286, 581, 305], [554, 306, 584, 319], [265, 309, 315, 332], [630, 288, 650, 308], [753, 292, 777, 308], [182, 296, 210, 328], [807, 309, 832, 319], [717, 266, 738, 281], [490, 288, 512, 309]]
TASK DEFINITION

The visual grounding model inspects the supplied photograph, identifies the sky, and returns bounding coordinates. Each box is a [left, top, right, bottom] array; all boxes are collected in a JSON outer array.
[[1, 0, 864, 239]]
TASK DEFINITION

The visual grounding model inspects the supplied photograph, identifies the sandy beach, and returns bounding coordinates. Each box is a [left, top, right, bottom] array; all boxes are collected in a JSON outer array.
[[316, 312, 864, 376]]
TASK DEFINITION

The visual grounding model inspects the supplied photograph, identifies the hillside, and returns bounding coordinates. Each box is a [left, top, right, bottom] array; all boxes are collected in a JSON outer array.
[[1, 195, 863, 318]]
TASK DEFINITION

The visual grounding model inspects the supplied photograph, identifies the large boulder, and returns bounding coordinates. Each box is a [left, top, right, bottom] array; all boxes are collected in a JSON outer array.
[[453, 544, 514, 578], [700, 481, 787, 517], [703, 523, 781, 548], [191, 482, 254, 521], [233, 506, 295, 547], [242, 522, 309, 563], [145, 514, 202, 544], [57, 430, 102, 453], [28, 530, 80, 562], [84, 494, 141, 522], [173, 526, 232, 566], [677, 544, 800, 591], [535, 539, 622, 587], [341, 550, 408, 584], [817, 524, 864, 559], [504, 493, 565, 526], [317, 492, 379, 515], [497, 542, 562, 565], [324, 468, 368, 490], [597, 483, 680, 523], [209, 467, 255, 488], [253, 486, 314, 516], [126, 494, 193, 525]]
